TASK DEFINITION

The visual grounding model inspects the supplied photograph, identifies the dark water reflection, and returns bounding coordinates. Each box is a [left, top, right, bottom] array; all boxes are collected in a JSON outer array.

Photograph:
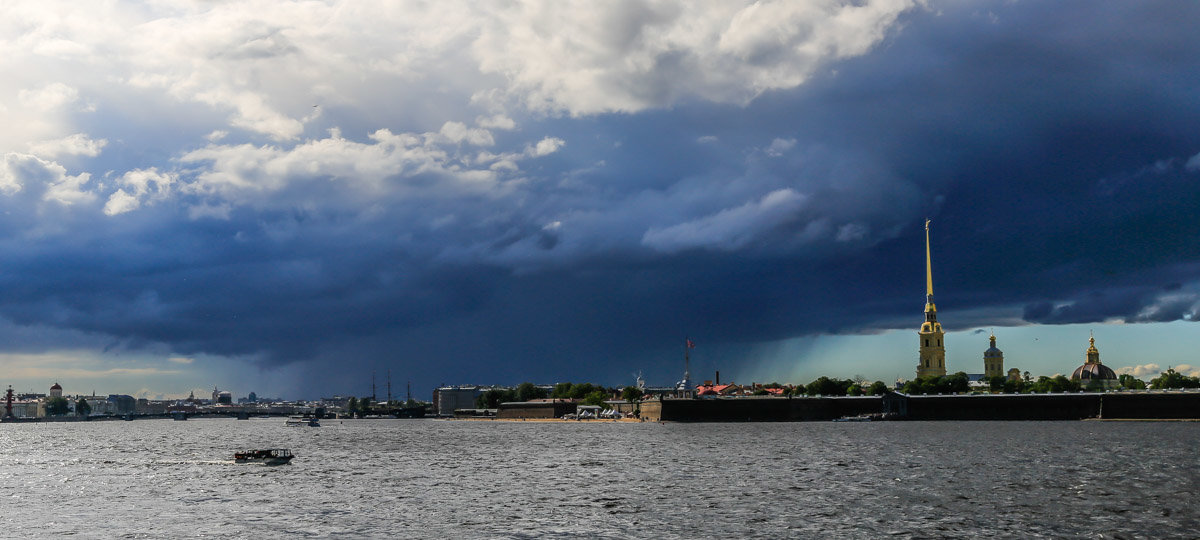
[[0, 419, 1196, 538]]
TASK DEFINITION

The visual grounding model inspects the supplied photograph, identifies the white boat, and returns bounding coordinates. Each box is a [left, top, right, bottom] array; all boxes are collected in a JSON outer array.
[[832, 415, 873, 422], [285, 416, 320, 427], [234, 448, 294, 465]]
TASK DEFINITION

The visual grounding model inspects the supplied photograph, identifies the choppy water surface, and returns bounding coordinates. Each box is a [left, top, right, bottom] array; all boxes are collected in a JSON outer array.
[[1, 419, 1197, 538]]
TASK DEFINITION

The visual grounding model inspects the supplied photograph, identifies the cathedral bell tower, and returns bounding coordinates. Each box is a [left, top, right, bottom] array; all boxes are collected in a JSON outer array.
[[983, 332, 1004, 378], [917, 219, 946, 378]]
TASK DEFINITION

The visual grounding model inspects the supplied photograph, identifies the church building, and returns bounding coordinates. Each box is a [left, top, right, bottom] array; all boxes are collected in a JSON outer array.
[[917, 219, 946, 378], [983, 333, 1004, 378], [1071, 334, 1119, 390]]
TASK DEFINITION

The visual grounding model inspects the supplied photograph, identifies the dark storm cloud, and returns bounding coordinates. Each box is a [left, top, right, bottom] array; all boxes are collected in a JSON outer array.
[[3, 1, 1200, 395], [424, 1, 1200, 386]]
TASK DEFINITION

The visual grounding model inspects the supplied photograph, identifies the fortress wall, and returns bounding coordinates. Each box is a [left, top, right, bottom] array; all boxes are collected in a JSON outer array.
[[637, 400, 662, 422], [904, 394, 1100, 420], [637, 392, 1200, 422], [659, 396, 883, 422], [1101, 392, 1200, 419]]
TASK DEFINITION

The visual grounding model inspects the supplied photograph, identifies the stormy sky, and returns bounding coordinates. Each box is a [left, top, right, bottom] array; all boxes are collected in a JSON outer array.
[[2, 1, 1199, 399]]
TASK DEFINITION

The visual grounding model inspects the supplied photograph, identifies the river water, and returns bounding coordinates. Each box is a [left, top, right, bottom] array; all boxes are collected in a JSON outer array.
[[1, 418, 1196, 538]]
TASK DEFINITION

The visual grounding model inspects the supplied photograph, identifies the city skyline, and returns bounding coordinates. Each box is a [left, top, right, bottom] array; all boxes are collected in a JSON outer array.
[[2, 1, 1200, 399]]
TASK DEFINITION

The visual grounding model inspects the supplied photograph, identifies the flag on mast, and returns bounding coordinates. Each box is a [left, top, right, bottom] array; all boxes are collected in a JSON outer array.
[[686, 338, 695, 349]]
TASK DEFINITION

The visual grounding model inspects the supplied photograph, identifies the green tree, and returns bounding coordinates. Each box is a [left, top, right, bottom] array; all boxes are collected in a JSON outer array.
[[620, 386, 642, 417], [1118, 374, 1146, 390], [45, 396, 69, 416], [1029, 375, 1079, 393], [806, 376, 852, 396], [1085, 378, 1108, 392], [476, 388, 518, 409], [515, 382, 547, 402], [551, 382, 574, 399], [581, 390, 609, 408], [1150, 369, 1200, 389], [988, 375, 1007, 392], [900, 372, 971, 395], [865, 381, 889, 396], [346, 397, 359, 416], [569, 383, 599, 400], [75, 398, 91, 417], [359, 396, 374, 417], [846, 384, 862, 396], [944, 372, 971, 394]]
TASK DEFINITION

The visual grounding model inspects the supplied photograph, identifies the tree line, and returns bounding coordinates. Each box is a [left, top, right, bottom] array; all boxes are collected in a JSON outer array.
[[474, 382, 615, 409], [468, 368, 1197, 409], [893, 369, 1194, 395], [1148, 368, 1200, 389]]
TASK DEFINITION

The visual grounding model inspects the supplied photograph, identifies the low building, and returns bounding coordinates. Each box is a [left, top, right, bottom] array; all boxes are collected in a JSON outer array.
[[965, 374, 988, 390], [496, 401, 576, 419], [108, 395, 136, 414], [86, 397, 116, 416], [696, 383, 740, 396], [10, 400, 40, 418], [433, 386, 481, 417], [136, 399, 169, 414]]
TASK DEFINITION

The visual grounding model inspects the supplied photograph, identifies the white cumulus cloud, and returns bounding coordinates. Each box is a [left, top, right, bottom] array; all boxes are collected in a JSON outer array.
[[103, 167, 176, 215], [529, 137, 565, 157], [1173, 364, 1200, 378], [17, 82, 79, 110], [766, 138, 797, 157], [473, 0, 918, 114], [27, 133, 107, 157], [0, 152, 92, 204], [1115, 363, 1161, 377]]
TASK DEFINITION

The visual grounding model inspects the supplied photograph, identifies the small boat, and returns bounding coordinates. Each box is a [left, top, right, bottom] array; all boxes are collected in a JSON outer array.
[[234, 448, 294, 465], [832, 415, 873, 422], [285, 416, 320, 427]]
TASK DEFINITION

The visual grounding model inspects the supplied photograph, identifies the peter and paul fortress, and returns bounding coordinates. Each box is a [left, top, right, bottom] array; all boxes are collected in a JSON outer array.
[[917, 219, 946, 378]]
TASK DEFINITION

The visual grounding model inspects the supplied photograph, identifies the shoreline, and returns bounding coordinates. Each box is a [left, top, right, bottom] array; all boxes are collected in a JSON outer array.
[[447, 417, 646, 423]]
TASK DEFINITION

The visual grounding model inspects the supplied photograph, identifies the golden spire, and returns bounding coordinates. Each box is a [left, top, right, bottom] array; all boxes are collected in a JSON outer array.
[[925, 219, 933, 301]]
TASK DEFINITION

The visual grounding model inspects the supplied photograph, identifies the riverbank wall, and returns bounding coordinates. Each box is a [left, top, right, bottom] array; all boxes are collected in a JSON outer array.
[[644, 391, 1200, 422], [649, 396, 882, 422]]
